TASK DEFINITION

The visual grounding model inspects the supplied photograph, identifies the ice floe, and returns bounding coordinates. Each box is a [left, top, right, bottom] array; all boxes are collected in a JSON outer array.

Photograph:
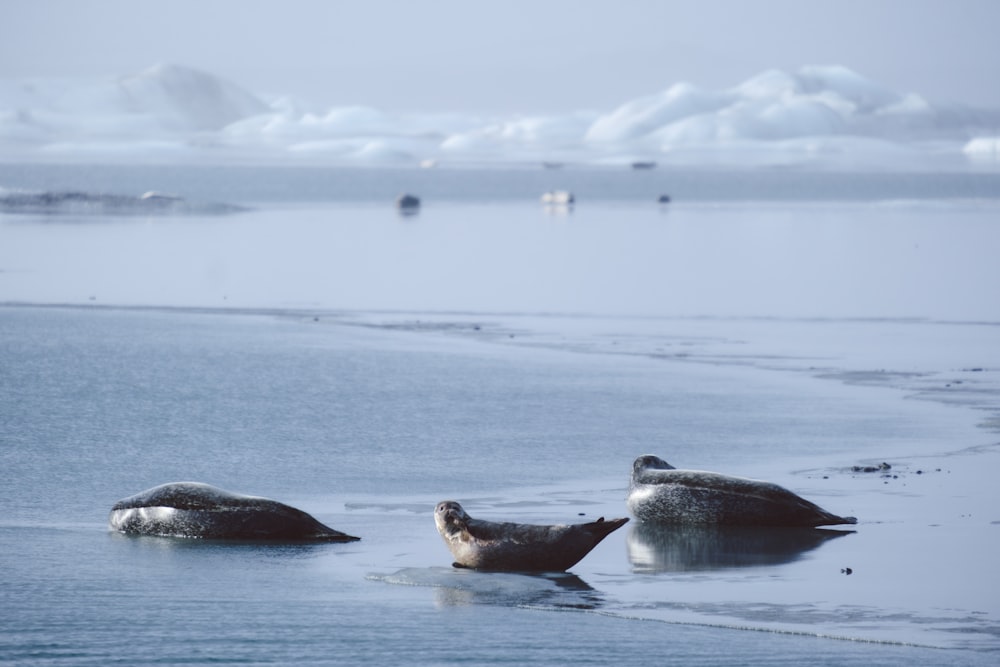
[[1, 63, 998, 168]]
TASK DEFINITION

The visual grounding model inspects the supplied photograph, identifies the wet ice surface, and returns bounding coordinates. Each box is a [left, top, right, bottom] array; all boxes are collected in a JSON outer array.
[[327, 309, 1000, 651]]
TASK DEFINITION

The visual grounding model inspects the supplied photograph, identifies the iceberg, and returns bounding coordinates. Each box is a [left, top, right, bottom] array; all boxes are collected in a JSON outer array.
[[963, 136, 1000, 161], [0, 64, 268, 139], [586, 65, 998, 157], [1, 63, 998, 168], [117, 63, 270, 131], [585, 82, 733, 143]]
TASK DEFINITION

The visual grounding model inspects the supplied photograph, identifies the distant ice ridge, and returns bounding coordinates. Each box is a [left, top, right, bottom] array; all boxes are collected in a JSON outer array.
[[0, 64, 267, 137], [1, 63, 998, 168], [0, 188, 248, 216]]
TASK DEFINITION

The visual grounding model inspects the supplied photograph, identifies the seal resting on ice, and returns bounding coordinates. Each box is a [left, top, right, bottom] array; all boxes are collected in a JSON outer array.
[[109, 482, 360, 541], [628, 455, 857, 527], [434, 500, 628, 571]]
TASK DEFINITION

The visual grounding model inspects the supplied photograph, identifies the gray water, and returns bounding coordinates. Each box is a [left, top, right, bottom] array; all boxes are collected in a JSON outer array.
[[2, 165, 999, 665], [3, 163, 1000, 205], [3, 305, 996, 666]]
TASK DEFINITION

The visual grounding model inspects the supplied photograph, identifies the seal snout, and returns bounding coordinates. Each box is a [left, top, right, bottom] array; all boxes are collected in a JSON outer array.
[[435, 500, 468, 530]]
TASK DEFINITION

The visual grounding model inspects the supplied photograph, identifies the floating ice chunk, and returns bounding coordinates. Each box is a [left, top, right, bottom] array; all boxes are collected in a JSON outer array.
[[738, 97, 846, 139], [117, 63, 269, 131], [2, 63, 998, 166], [649, 97, 845, 145], [438, 114, 589, 158], [878, 93, 932, 116], [440, 130, 499, 154], [735, 69, 804, 99], [264, 95, 316, 118], [302, 106, 399, 136], [286, 136, 420, 163], [355, 139, 415, 162], [963, 136, 1000, 160], [495, 114, 593, 145], [541, 190, 574, 205], [585, 82, 732, 143], [796, 65, 902, 112], [288, 138, 367, 155], [139, 191, 182, 201], [0, 64, 268, 141]]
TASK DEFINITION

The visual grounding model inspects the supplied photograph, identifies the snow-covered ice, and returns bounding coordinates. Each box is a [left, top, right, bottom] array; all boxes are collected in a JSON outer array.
[[1, 63, 998, 168]]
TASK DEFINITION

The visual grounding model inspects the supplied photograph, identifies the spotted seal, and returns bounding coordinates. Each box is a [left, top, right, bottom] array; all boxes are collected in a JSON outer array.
[[109, 482, 360, 541], [434, 500, 628, 571], [628, 455, 857, 527]]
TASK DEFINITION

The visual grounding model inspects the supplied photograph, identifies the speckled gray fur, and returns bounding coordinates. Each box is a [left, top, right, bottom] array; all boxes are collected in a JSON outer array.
[[109, 482, 360, 541], [627, 455, 857, 527]]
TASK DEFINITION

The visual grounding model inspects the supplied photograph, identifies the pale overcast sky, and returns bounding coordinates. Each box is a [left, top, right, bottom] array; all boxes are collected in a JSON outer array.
[[2, 0, 998, 113]]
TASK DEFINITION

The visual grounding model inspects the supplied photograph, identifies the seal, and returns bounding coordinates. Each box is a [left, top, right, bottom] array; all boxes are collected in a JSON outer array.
[[628, 455, 857, 527], [434, 500, 628, 572], [109, 482, 360, 541]]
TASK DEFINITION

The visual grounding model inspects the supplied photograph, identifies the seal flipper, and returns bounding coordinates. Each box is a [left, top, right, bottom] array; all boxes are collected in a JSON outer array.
[[584, 516, 630, 540]]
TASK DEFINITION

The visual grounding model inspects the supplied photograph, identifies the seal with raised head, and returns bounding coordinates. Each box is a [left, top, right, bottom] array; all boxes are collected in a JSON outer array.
[[434, 500, 628, 572], [109, 482, 360, 542], [628, 455, 857, 527]]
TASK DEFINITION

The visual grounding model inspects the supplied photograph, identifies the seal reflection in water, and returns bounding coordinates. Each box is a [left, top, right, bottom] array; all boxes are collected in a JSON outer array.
[[627, 523, 852, 573], [109, 482, 360, 542], [628, 455, 857, 527], [434, 500, 628, 572]]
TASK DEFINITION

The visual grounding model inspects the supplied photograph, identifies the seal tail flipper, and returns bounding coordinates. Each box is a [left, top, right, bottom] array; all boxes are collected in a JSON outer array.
[[830, 515, 858, 526], [584, 517, 630, 541], [812, 510, 858, 527], [315, 529, 362, 542], [294, 512, 361, 541], [788, 492, 858, 527]]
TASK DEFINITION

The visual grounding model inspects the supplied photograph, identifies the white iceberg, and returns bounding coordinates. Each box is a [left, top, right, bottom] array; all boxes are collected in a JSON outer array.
[[1, 63, 998, 167], [963, 136, 1000, 161]]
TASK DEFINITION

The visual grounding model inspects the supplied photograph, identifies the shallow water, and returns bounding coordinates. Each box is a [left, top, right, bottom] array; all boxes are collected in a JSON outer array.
[[2, 163, 1000, 204], [3, 198, 999, 322], [2, 166, 999, 664], [1, 305, 998, 665]]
